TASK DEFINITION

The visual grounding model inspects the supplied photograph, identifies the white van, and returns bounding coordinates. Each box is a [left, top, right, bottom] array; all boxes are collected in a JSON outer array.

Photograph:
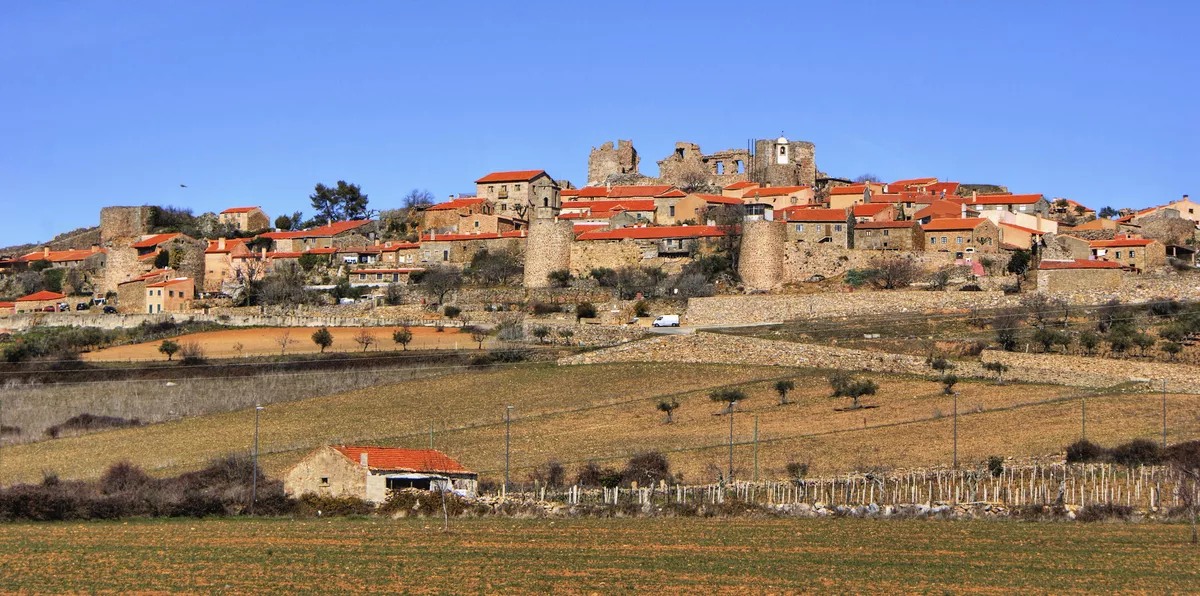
[[652, 314, 680, 327]]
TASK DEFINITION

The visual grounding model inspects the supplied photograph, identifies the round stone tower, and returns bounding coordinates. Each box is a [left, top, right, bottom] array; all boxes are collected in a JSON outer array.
[[523, 178, 573, 288], [738, 219, 786, 291]]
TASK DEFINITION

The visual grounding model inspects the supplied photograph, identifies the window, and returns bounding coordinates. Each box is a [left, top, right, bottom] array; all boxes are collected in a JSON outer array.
[[796, 224, 804, 232], [168, 290, 174, 298], [1115, 251, 1122, 259], [1018, 205, 1027, 212], [515, 184, 521, 191], [883, 230, 890, 236], [941, 236, 948, 244], [834, 225, 843, 232], [779, 147, 786, 155], [488, 185, 494, 193], [474, 221, 479, 228], [1129, 249, 1136, 257], [864, 231, 872, 237], [669, 206, 676, 217], [376, 273, 382, 280], [500, 185, 507, 192], [956, 237, 963, 244], [442, 250, 448, 261], [929, 236, 936, 244], [320, 477, 329, 485]]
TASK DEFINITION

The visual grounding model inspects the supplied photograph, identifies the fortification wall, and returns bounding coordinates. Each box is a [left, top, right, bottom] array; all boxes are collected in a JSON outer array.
[[781, 246, 955, 283], [739, 220, 786, 291], [523, 218, 574, 288], [99, 206, 152, 244]]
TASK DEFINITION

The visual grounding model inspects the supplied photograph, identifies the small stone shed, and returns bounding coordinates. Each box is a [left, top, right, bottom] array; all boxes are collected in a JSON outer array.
[[284, 445, 478, 502]]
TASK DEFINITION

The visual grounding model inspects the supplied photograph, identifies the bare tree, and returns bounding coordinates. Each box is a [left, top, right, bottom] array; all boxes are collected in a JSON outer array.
[[867, 257, 920, 290], [470, 327, 488, 349], [675, 161, 712, 193], [274, 331, 297, 356], [418, 265, 463, 307], [352, 328, 376, 352], [403, 188, 435, 210], [657, 399, 680, 424]]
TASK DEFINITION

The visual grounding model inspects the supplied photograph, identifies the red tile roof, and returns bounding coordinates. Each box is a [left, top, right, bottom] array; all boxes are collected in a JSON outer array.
[[657, 188, 688, 199], [332, 446, 472, 474], [913, 200, 965, 221], [999, 223, 1045, 235], [1038, 259, 1122, 270], [352, 268, 424, 274], [0, 302, 14, 309], [742, 185, 810, 199], [724, 181, 759, 190], [204, 238, 250, 254], [131, 233, 183, 249], [426, 198, 487, 211], [855, 221, 919, 229], [146, 277, 192, 288], [925, 182, 961, 195], [474, 170, 548, 184], [16, 248, 106, 263], [922, 218, 990, 231], [138, 251, 161, 261], [17, 290, 66, 302], [852, 203, 892, 217], [891, 177, 938, 187], [1090, 234, 1155, 248], [420, 231, 526, 242], [221, 207, 261, 214], [970, 193, 1045, 205], [561, 200, 657, 213], [786, 208, 849, 223], [569, 186, 612, 199], [607, 185, 676, 198], [576, 225, 727, 241], [373, 243, 421, 251], [694, 194, 743, 205], [258, 220, 372, 240], [118, 269, 174, 285], [830, 184, 870, 195]]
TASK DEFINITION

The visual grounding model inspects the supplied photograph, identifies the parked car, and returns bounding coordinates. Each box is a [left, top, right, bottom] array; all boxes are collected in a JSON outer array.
[[75, 303, 90, 311], [102, 305, 118, 314], [41, 305, 56, 312], [56, 303, 71, 312], [652, 314, 681, 327], [91, 297, 107, 305]]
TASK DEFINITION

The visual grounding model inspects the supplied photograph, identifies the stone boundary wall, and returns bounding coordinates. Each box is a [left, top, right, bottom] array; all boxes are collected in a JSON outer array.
[[686, 275, 1200, 326], [980, 350, 1200, 393], [781, 246, 956, 284], [522, 321, 645, 347], [558, 333, 1147, 389]]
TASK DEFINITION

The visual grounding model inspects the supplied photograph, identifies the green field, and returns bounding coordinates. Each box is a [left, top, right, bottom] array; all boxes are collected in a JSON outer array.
[[0, 518, 1196, 593]]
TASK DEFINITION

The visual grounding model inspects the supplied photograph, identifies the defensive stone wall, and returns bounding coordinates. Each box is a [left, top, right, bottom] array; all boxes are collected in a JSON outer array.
[[99, 206, 152, 244], [739, 220, 786, 290], [523, 218, 573, 288], [782, 246, 955, 284], [1036, 268, 1122, 293]]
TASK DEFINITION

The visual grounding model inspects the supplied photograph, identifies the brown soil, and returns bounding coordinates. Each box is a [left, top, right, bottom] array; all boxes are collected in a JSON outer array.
[[82, 326, 485, 361]]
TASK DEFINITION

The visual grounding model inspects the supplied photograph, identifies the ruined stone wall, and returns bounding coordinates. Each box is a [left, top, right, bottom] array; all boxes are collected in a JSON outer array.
[[739, 220, 786, 291], [99, 206, 152, 244], [656, 142, 751, 189], [568, 240, 699, 276], [523, 218, 573, 288], [101, 246, 143, 294], [587, 140, 640, 185], [781, 246, 954, 284], [1036, 268, 1122, 294]]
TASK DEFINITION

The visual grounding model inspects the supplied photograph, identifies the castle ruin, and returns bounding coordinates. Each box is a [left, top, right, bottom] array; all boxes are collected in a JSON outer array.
[[584, 135, 818, 191], [587, 140, 640, 186]]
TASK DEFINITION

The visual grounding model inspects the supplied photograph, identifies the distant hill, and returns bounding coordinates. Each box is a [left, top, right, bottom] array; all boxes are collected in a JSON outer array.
[[0, 226, 102, 257]]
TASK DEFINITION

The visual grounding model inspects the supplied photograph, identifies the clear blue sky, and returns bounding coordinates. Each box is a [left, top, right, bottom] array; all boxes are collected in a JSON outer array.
[[2, 1, 1196, 245]]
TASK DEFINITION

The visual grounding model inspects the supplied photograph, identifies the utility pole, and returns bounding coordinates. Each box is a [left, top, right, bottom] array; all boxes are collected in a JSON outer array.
[[1081, 396, 1086, 441], [728, 401, 737, 482], [952, 392, 959, 469], [504, 405, 513, 496], [251, 404, 264, 515], [1162, 380, 1168, 449], [753, 415, 759, 482]]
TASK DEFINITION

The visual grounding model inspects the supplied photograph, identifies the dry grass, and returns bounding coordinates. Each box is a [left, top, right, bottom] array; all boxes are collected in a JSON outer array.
[[5, 360, 1197, 487]]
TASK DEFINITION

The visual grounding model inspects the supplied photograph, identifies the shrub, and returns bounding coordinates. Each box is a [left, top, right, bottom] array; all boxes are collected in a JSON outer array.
[[158, 339, 180, 361], [297, 494, 373, 517], [633, 300, 650, 317], [622, 451, 670, 487], [785, 462, 809, 483], [575, 302, 597, 320], [443, 305, 461, 319], [178, 341, 206, 364], [547, 269, 574, 288], [1076, 504, 1133, 523], [531, 301, 563, 315], [1066, 439, 1107, 463], [1108, 439, 1163, 467], [44, 414, 142, 439], [987, 456, 1005, 477]]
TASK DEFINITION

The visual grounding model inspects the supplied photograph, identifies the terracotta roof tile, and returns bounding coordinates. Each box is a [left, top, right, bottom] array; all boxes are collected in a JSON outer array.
[[426, 198, 487, 211], [742, 185, 810, 198], [474, 170, 547, 184], [220, 207, 261, 214], [922, 218, 990, 231], [332, 446, 472, 474], [970, 193, 1045, 205], [723, 181, 758, 190], [1038, 259, 1122, 270], [855, 221, 919, 229], [17, 290, 66, 302], [131, 233, 183, 249], [786, 208, 849, 223], [607, 185, 675, 198]]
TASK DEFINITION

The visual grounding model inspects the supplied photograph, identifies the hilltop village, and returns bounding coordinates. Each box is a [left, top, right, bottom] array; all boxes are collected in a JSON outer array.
[[0, 135, 1194, 321]]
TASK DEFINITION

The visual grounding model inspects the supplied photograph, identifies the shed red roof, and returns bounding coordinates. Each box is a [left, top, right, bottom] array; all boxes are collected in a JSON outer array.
[[830, 184, 870, 195], [855, 221, 919, 229], [742, 185, 810, 199], [693, 194, 743, 205], [561, 200, 657, 213], [332, 446, 472, 474], [474, 170, 547, 184], [16, 248, 106, 263], [576, 225, 726, 241], [131, 233, 183, 249], [426, 198, 486, 211], [17, 290, 66, 302], [1090, 234, 1155, 248], [913, 200, 965, 221], [420, 231, 526, 242], [607, 185, 676, 198], [258, 220, 372, 240], [852, 203, 892, 217], [999, 223, 1045, 235], [221, 207, 261, 214], [1038, 259, 1122, 270], [723, 181, 758, 190], [786, 208, 849, 223], [204, 238, 250, 254], [146, 277, 192, 288], [922, 218, 990, 231]]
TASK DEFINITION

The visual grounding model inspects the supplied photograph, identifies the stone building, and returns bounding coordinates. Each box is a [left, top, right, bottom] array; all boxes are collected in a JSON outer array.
[[350, 268, 423, 287], [145, 277, 194, 314], [14, 290, 67, 313], [922, 218, 1000, 255], [421, 197, 495, 233], [740, 186, 816, 210], [474, 170, 558, 220], [1036, 259, 1122, 293], [853, 221, 924, 251], [420, 231, 527, 267], [738, 219, 786, 291], [785, 209, 855, 248], [587, 140, 640, 185], [751, 136, 818, 190], [116, 269, 174, 314], [99, 206, 152, 244], [967, 193, 1051, 217], [522, 178, 571, 288], [1089, 234, 1167, 272], [259, 220, 375, 253], [203, 237, 252, 292], [284, 445, 478, 503], [655, 136, 817, 190], [218, 207, 270, 232]]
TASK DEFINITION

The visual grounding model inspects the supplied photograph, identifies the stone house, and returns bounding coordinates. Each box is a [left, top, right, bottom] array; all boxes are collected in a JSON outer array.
[[421, 197, 495, 233], [258, 220, 375, 253], [574, 225, 726, 260], [284, 445, 478, 502], [852, 203, 895, 223], [912, 199, 977, 224], [459, 213, 524, 235], [826, 183, 884, 210], [145, 277, 194, 313], [377, 242, 421, 266], [14, 290, 67, 313], [1089, 234, 1167, 272], [998, 223, 1046, 251], [784, 209, 854, 248], [218, 207, 270, 232], [966, 193, 1051, 217], [349, 268, 423, 287], [130, 233, 190, 260], [474, 170, 557, 220], [739, 185, 815, 210], [722, 181, 759, 198], [560, 199, 657, 225], [922, 218, 1000, 255], [116, 268, 174, 314], [203, 238, 252, 292], [853, 221, 924, 251], [0, 301, 13, 317], [12, 246, 107, 271], [336, 246, 381, 265], [418, 231, 527, 267], [1036, 259, 1122, 293]]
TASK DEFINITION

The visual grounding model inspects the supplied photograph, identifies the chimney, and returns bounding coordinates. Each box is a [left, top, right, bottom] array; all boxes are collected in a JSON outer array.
[[91, 244, 99, 253], [430, 231, 435, 241], [360, 452, 368, 467], [261, 247, 267, 259], [971, 190, 978, 203], [43, 247, 50, 257], [217, 237, 226, 251], [1185, 194, 1190, 201]]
